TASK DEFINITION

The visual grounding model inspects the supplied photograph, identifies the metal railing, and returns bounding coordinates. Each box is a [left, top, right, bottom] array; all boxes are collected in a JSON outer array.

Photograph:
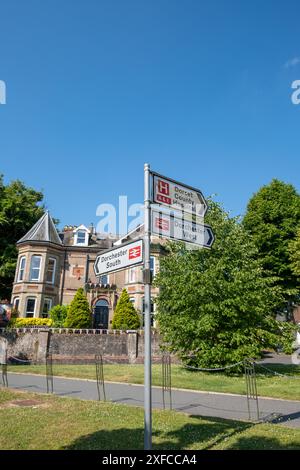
[[95, 354, 106, 401], [162, 353, 172, 410], [244, 359, 260, 421]]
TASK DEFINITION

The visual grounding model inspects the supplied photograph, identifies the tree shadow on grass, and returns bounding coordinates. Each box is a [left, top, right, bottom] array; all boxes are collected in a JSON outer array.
[[225, 435, 300, 450], [62, 415, 255, 450], [62, 427, 144, 450]]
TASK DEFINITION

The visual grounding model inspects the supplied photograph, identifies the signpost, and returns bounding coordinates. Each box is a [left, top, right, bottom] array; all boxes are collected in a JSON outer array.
[[151, 209, 214, 248], [144, 163, 152, 450], [93, 164, 214, 451], [94, 239, 143, 276], [143, 166, 214, 450], [152, 173, 207, 217]]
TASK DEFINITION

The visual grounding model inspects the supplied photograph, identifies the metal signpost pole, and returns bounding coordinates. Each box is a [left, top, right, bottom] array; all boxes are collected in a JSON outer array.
[[144, 163, 152, 450], [92, 164, 212, 450]]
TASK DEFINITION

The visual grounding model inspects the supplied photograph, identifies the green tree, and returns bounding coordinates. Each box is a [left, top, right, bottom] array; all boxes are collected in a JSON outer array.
[[289, 227, 300, 279], [49, 304, 69, 328], [154, 201, 289, 369], [243, 179, 300, 314], [0, 175, 44, 299], [64, 288, 91, 328], [112, 289, 140, 330]]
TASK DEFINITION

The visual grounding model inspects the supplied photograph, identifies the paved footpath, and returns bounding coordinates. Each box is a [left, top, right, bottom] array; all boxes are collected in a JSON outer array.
[[3, 372, 300, 429]]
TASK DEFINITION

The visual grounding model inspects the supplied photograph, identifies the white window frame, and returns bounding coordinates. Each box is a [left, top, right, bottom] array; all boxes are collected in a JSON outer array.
[[26, 297, 36, 317], [42, 298, 52, 317], [46, 257, 56, 284], [13, 297, 20, 311], [74, 230, 89, 246], [73, 225, 90, 247], [128, 267, 137, 283], [29, 255, 42, 282], [17, 256, 26, 282]]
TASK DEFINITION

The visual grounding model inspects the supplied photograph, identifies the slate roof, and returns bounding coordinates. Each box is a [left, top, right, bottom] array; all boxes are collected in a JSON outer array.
[[17, 211, 62, 245]]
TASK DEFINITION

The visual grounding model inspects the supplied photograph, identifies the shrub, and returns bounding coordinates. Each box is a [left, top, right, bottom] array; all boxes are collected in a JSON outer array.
[[10, 308, 19, 319], [49, 304, 68, 327], [64, 288, 92, 328], [112, 289, 140, 330], [8, 318, 53, 328]]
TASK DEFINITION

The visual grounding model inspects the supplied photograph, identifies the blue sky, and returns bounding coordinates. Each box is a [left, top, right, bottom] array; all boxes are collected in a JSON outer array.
[[1, 0, 300, 231]]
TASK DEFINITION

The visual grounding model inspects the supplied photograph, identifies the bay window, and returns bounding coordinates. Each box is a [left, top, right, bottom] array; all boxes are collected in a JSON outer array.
[[13, 297, 20, 312], [17, 256, 26, 282], [30, 255, 42, 281], [42, 298, 52, 318], [46, 258, 56, 284], [26, 298, 36, 318]]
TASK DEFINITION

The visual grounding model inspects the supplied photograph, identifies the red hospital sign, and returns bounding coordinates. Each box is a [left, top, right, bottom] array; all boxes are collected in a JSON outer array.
[[158, 180, 169, 195]]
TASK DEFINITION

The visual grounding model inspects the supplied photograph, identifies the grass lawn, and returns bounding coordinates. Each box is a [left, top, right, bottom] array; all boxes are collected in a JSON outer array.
[[0, 387, 300, 450], [7, 362, 300, 401]]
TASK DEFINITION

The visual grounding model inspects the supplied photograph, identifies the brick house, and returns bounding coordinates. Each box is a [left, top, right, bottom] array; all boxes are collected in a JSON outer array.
[[11, 211, 164, 328]]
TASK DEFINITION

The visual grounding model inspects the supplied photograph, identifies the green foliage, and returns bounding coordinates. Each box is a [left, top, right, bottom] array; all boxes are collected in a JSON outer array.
[[10, 307, 19, 319], [8, 317, 53, 328], [276, 322, 299, 355], [64, 288, 92, 328], [49, 304, 69, 328], [289, 227, 300, 279], [154, 200, 289, 369], [0, 175, 45, 299], [243, 179, 300, 312], [112, 289, 140, 330]]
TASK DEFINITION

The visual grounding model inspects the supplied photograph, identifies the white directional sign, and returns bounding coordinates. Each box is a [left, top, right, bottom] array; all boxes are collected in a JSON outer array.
[[152, 173, 207, 217], [151, 209, 214, 248], [94, 239, 143, 276]]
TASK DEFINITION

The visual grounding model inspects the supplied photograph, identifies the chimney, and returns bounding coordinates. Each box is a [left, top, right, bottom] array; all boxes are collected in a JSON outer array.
[[89, 222, 96, 235]]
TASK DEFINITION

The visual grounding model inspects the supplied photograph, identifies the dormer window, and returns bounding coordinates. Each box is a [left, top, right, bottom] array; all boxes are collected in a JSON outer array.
[[77, 230, 87, 244], [73, 225, 90, 247]]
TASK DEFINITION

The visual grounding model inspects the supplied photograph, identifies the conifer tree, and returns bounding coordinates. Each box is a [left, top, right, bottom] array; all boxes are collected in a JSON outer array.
[[112, 289, 140, 330], [64, 288, 91, 328]]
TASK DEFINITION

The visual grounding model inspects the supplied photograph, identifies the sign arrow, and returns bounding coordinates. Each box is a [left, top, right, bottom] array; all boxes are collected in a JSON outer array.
[[94, 239, 144, 276], [204, 225, 214, 248], [152, 172, 207, 217], [151, 209, 215, 249]]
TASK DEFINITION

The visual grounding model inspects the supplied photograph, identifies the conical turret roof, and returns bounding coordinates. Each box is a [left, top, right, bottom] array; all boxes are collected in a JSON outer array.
[[17, 211, 62, 245]]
